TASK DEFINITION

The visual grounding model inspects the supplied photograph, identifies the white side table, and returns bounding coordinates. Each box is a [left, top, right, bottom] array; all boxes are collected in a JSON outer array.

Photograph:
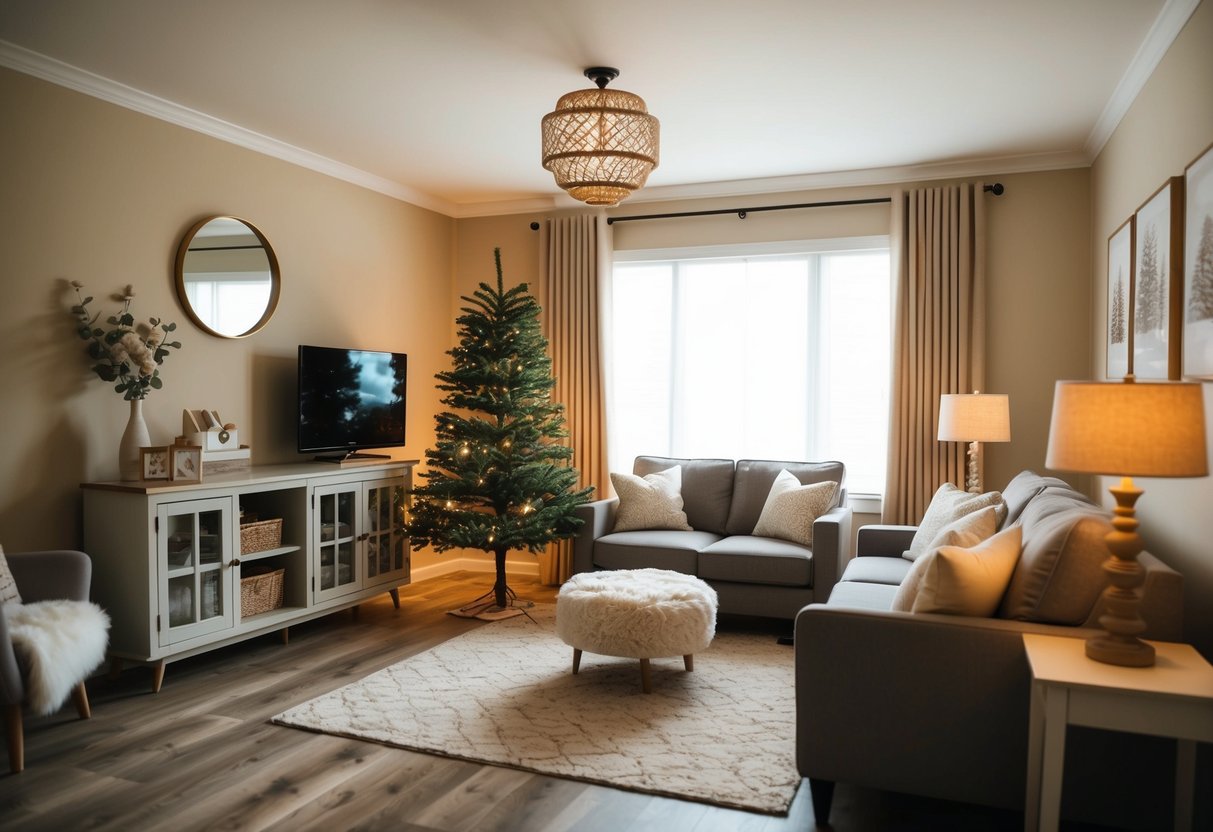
[[1023, 634, 1213, 832]]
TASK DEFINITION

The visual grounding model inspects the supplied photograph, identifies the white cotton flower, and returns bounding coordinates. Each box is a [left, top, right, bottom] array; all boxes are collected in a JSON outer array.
[[118, 332, 156, 376]]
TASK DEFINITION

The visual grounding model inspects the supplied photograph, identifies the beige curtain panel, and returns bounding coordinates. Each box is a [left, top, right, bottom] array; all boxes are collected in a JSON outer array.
[[540, 213, 612, 584], [884, 183, 987, 525]]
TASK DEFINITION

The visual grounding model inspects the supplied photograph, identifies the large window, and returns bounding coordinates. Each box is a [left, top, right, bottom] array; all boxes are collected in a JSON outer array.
[[610, 238, 891, 496]]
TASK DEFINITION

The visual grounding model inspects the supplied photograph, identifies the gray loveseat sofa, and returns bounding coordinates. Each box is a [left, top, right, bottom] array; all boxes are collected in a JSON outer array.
[[572, 456, 853, 619], [795, 471, 1185, 828]]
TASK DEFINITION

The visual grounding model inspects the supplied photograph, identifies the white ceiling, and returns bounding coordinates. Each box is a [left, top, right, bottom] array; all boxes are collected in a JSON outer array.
[[0, 0, 1196, 217]]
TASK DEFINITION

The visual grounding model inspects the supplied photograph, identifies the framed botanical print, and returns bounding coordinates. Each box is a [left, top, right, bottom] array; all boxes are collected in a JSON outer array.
[[1132, 176, 1184, 379], [1183, 142, 1213, 379], [1106, 218, 1133, 379], [140, 446, 170, 480], [170, 445, 203, 482]]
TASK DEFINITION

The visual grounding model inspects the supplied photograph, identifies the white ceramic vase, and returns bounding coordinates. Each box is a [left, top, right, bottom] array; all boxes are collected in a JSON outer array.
[[119, 398, 151, 481]]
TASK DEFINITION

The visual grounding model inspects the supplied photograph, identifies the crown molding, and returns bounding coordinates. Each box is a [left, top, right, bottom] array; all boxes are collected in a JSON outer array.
[[629, 152, 1090, 204], [1084, 0, 1199, 160], [0, 40, 459, 217], [452, 151, 1090, 218]]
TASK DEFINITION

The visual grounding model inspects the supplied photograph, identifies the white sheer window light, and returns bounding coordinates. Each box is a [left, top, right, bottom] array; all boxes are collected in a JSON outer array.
[[610, 238, 891, 496]]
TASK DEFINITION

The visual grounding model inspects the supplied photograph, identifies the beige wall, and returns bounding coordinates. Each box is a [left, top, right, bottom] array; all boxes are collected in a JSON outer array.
[[0, 68, 455, 559], [1090, 0, 1213, 656]]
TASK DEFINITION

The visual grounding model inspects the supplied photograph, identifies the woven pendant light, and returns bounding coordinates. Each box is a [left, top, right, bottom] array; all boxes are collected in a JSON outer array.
[[541, 67, 660, 206]]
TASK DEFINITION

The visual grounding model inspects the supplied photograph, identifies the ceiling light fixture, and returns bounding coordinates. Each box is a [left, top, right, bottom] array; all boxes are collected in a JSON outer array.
[[541, 67, 660, 207]]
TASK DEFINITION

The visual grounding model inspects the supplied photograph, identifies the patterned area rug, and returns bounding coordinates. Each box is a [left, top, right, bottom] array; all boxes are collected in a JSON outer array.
[[271, 604, 800, 814]]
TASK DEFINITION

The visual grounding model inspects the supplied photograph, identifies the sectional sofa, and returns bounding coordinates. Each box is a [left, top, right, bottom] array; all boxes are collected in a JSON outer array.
[[572, 456, 852, 619]]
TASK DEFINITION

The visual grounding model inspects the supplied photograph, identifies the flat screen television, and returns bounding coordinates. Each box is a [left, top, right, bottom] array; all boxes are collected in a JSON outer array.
[[297, 344, 407, 459]]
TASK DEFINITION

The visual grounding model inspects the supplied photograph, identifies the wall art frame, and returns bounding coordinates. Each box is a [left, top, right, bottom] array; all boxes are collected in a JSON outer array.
[[1106, 217, 1134, 379], [1131, 176, 1184, 380], [1182, 141, 1213, 380]]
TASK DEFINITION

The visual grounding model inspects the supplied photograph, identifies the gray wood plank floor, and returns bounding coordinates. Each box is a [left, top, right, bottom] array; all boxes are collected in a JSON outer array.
[[1, 571, 1030, 831]]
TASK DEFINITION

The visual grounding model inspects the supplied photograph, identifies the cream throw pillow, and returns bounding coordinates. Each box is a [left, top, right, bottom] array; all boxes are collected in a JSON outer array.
[[751, 471, 838, 546], [905, 483, 1006, 561], [910, 525, 1023, 616], [891, 506, 1000, 611], [0, 544, 22, 606], [610, 466, 693, 532]]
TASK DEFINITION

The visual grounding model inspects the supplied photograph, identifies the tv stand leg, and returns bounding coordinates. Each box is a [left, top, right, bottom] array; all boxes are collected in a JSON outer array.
[[389, 588, 400, 609]]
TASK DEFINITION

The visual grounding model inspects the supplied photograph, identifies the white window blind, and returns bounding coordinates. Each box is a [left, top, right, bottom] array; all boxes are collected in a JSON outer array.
[[610, 240, 891, 495]]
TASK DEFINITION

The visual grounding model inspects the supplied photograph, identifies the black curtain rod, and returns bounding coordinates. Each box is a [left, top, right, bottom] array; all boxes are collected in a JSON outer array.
[[594, 182, 1004, 226]]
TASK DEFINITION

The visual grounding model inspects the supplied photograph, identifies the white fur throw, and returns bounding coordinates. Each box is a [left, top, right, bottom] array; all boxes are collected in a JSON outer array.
[[6, 600, 109, 715], [556, 568, 717, 659]]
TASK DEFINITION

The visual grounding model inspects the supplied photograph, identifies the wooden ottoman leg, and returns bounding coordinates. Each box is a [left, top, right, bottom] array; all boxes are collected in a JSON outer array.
[[684, 654, 694, 672], [5, 703, 22, 774], [572, 648, 582, 674], [640, 658, 652, 694]]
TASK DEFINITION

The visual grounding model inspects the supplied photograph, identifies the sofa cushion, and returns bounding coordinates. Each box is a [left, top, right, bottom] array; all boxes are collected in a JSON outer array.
[[998, 486, 1109, 624], [593, 530, 721, 575], [752, 472, 838, 546], [890, 513, 1000, 611], [908, 525, 1023, 617], [610, 466, 692, 532], [725, 459, 845, 536], [698, 536, 814, 587], [634, 456, 734, 535], [905, 484, 1006, 560], [840, 556, 914, 586], [0, 544, 21, 606], [1001, 470, 1073, 527], [825, 580, 898, 611]]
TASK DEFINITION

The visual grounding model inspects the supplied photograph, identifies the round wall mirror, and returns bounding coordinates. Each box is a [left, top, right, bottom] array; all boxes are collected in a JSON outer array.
[[174, 216, 280, 338]]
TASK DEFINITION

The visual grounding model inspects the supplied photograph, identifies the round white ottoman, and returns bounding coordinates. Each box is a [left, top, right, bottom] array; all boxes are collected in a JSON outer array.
[[555, 568, 718, 693]]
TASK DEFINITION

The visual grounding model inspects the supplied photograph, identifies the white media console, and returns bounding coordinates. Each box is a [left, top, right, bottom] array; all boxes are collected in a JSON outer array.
[[82, 460, 416, 691]]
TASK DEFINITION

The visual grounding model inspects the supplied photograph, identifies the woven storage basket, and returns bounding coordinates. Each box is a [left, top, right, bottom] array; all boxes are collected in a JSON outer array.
[[240, 567, 284, 617], [240, 518, 282, 554]]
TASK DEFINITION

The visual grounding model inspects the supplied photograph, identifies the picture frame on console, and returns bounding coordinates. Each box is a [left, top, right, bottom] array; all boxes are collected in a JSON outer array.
[[1106, 217, 1133, 379], [1132, 176, 1184, 380], [1183, 142, 1213, 380], [170, 445, 203, 482], [141, 447, 170, 480]]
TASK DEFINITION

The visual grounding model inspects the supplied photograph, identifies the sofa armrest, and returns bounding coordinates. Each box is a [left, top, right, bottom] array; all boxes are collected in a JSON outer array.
[[811, 504, 853, 603], [855, 524, 917, 557], [794, 604, 1092, 809], [572, 498, 618, 574], [6, 550, 92, 603]]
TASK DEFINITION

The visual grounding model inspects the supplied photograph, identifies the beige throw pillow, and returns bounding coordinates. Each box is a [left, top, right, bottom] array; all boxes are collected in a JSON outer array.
[[890, 507, 999, 611], [910, 525, 1023, 616], [751, 471, 838, 546], [610, 466, 693, 532], [905, 483, 1007, 561], [0, 544, 22, 606]]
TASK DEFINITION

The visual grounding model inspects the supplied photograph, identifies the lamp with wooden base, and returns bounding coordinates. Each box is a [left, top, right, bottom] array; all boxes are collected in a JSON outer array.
[[1045, 376, 1207, 667]]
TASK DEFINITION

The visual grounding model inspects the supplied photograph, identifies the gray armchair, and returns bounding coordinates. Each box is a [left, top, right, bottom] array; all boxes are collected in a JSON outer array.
[[2, 549, 95, 773]]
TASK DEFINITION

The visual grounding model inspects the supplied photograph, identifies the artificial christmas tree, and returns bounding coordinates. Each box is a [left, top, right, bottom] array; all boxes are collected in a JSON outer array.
[[407, 249, 593, 615]]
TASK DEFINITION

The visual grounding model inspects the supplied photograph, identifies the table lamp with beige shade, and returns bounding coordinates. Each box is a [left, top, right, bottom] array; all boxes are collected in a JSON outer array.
[[1045, 377, 1208, 668], [938, 392, 1011, 493]]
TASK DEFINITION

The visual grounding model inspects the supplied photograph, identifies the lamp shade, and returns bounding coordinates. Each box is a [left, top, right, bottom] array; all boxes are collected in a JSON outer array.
[[1046, 379, 1208, 477], [938, 393, 1011, 442], [541, 70, 659, 207]]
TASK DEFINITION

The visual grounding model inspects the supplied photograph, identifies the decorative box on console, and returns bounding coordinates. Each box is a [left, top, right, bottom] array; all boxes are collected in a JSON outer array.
[[182, 408, 251, 473]]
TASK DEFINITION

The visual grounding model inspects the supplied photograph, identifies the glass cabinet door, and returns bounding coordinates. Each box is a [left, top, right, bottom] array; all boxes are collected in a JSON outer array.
[[364, 478, 408, 586], [313, 484, 359, 602], [157, 496, 235, 646]]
